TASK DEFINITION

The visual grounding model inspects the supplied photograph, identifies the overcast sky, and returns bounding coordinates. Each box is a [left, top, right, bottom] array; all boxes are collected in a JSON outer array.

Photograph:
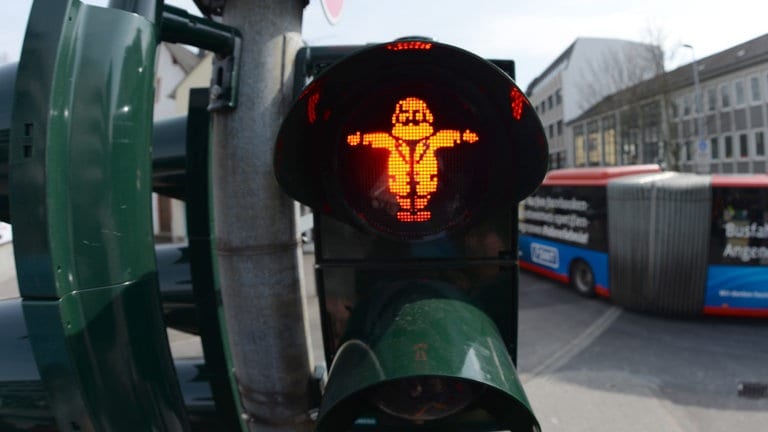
[[2, 0, 767, 90]]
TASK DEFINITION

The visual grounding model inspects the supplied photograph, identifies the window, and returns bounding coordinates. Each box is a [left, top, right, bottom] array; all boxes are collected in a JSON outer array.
[[734, 80, 745, 106], [750, 76, 761, 103], [547, 95, 553, 110], [721, 83, 731, 108], [685, 140, 692, 161], [555, 89, 562, 105], [549, 124, 554, 138], [756, 131, 765, 156], [587, 120, 600, 165], [711, 137, 719, 159], [739, 133, 748, 157], [602, 115, 617, 166], [574, 125, 586, 167], [670, 100, 679, 119], [707, 88, 717, 112], [725, 135, 733, 158], [540, 101, 546, 114], [683, 94, 691, 116], [557, 120, 563, 136]]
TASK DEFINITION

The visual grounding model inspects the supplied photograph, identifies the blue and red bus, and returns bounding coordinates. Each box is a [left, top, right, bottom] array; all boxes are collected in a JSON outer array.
[[518, 165, 768, 318]]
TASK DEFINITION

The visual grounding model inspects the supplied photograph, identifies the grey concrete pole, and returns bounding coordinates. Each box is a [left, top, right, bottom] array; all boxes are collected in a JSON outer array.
[[211, 1, 312, 431]]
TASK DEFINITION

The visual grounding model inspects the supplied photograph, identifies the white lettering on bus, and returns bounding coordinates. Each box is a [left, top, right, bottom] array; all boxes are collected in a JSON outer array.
[[724, 222, 768, 239], [521, 210, 589, 228], [722, 244, 768, 262], [523, 196, 589, 212], [520, 223, 590, 245]]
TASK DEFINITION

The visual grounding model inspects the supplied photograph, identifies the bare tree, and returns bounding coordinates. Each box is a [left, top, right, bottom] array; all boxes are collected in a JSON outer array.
[[642, 26, 682, 171], [578, 42, 662, 112], [576, 25, 683, 170]]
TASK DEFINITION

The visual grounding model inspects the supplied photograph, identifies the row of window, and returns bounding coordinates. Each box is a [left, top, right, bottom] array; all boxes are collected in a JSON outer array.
[[674, 72, 768, 118], [535, 88, 562, 115], [682, 130, 766, 161], [546, 120, 564, 139], [572, 122, 622, 167]]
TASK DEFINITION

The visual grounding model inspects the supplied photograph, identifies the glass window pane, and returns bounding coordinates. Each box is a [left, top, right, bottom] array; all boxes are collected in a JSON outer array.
[[707, 88, 717, 111], [587, 120, 600, 165], [756, 131, 765, 156], [574, 125, 585, 167], [735, 80, 745, 106], [721, 83, 731, 108], [725, 135, 733, 158], [711, 137, 719, 159], [739, 133, 748, 157], [751, 76, 761, 103]]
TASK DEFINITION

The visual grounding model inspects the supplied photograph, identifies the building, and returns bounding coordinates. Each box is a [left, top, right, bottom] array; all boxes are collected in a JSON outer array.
[[569, 33, 768, 174], [153, 43, 206, 242], [526, 38, 662, 169], [173, 52, 214, 115]]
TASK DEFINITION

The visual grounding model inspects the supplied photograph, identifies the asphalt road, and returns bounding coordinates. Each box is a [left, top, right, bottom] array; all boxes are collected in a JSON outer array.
[[516, 271, 768, 432]]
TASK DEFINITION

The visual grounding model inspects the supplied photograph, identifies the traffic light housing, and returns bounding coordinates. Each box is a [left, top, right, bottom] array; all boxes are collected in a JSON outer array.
[[275, 40, 547, 431]]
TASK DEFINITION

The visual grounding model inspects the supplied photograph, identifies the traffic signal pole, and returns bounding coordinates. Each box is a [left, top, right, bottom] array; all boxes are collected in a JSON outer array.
[[211, 1, 313, 431]]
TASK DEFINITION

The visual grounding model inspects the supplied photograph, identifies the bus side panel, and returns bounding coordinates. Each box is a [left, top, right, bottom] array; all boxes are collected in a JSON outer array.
[[704, 266, 768, 317], [519, 234, 610, 296], [705, 185, 768, 317]]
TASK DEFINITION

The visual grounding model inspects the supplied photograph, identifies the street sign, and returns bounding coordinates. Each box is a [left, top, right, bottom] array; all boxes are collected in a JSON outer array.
[[320, 0, 344, 25]]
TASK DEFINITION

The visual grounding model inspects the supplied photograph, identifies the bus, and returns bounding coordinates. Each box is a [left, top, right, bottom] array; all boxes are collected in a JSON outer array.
[[518, 165, 768, 317]]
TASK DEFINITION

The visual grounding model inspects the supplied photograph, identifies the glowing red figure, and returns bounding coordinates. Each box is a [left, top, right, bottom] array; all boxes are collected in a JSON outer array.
[[347, 97, 478, 222]]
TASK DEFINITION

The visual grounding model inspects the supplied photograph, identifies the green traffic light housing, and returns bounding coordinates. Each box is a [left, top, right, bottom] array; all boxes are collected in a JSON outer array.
[[316, 279, 539, 431], [275, 39, 547, 431]]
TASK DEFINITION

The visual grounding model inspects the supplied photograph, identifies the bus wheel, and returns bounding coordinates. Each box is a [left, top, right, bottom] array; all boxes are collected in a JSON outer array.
[[570, 260, 595, 297]]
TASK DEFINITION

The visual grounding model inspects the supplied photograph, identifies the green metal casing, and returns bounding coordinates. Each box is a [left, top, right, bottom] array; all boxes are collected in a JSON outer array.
[[9, 1, 189, 430], [317, 280, 539, 431]]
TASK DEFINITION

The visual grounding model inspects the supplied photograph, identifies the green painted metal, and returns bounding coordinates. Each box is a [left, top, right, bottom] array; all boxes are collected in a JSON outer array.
[[317, 280, 538, 431], [160, 5, 242, 111], [185, 88, 248, 432], [9, 0, 189, 430]]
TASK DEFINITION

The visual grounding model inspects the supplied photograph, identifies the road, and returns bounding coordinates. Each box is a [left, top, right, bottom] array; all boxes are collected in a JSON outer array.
[[516, 271, 768, 432]]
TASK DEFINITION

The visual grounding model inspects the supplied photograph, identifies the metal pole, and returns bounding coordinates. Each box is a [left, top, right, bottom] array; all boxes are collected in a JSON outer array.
[[211, 1, 312, 431], [683, 44, 709, 174]]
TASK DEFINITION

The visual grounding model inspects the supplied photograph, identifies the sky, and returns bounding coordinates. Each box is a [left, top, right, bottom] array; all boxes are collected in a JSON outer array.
[[1, 0, 767, 90]]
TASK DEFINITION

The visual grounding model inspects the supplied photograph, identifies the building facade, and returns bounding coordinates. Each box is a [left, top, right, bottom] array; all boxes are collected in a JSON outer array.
[[568, 33, 768, 174], [527, 38, 661, 169], [152, 43, 205, 242]]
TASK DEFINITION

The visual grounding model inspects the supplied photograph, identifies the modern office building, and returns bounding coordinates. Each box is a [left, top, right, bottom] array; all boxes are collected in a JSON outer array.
[[526, 38, 661, 169], [568, 33, 768, 174]]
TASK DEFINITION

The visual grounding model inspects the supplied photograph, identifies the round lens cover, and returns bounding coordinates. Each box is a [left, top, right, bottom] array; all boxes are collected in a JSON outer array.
[[336, 81, 494, 240]]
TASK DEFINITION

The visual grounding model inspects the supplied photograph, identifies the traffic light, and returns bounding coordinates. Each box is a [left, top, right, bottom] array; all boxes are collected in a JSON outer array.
[[275, 40, 547, 431]]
